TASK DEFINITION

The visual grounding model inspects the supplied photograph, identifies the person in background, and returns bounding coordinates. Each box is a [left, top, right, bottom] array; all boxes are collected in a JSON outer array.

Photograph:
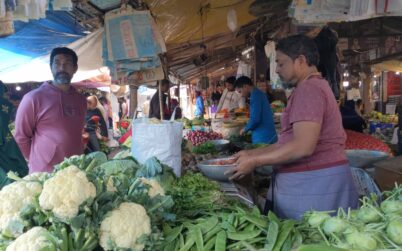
[[236, 76, 278, 144], [216, 76, 245, 113], [340, 99, 366, 133], [0, 82, 28, 187], [15, 47, 87, 173], [99, 96, 113, 128], [149, 79, 171, 120], [227, 35, 358, 219], [170, 98, 182, 119], [142, 96, 151, 118], [194, 91, 205, 118], [85, 95, 108, 153], [211, 84, 222, 114], [118, 97, 128, 120]]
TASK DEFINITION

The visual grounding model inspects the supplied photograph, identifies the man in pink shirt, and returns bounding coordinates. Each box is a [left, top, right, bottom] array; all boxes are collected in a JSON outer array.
[[15, 47, 86, 173]]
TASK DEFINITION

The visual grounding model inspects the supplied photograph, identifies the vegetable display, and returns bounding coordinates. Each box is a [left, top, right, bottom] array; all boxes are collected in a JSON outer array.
[[1, 148, 401, 251], [185, 131, 222, 146], [191, 142, 217, 155], [0, 152, 176, 251]]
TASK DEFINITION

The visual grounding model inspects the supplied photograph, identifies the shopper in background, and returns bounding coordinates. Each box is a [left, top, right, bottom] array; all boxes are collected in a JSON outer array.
[[170, 98, 182, 119], [216, 76, 245, 113], [149, 79, 171, 120], [99, 96, 113, 128], [227, 35, 358, 219], [0, 81, 28, 187], [118, 97, 128, 120], [211, 84, 222, 114], [236, 76, 277, 144], [15, 47, 86, 173], [194, 91, 205, 118], [85, 95, 108, 153]]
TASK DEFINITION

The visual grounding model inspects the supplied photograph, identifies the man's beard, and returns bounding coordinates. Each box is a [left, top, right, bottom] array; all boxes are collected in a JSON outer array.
[[54, 72, 72, 85]]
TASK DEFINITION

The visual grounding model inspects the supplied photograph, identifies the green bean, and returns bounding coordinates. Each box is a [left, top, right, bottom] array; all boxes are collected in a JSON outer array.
[[236, 206, 247, 215], [180, 234, 185, 248], [268, 211, 280, 225], [179, 237, 195, 251], [280, 234, 293, 251], [221, 221, 236, 232], [244, 214, 268, 228], [203, 225, 222, 242], [264, 221, 279, 251], [292, 230, 303, 249], [202, 236, 216, 251], [199, 216, 219, 234], [238, 222, 251, 231], [240, 241, 258, 251], [165, 225, 183, 243], [244, 222, 255, 231], [227, 213, 235, 225], [227, 237, 265, 249], [164, 241, 176, 251], [251, 206, 261, 215], [272, 220, 295, 251], [233, 214, 239, 228], [194, 227, 204, 251], [227, 229, 262, 241], [215, 231, 227, 251]]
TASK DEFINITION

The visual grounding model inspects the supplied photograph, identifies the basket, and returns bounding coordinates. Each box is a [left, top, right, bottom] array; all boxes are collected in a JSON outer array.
[[351, 167, 382, 202], [346, 150, 389, 168]]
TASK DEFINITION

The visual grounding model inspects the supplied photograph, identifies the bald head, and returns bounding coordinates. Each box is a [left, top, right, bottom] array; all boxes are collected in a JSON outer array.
[[87, 96, 98, 110]]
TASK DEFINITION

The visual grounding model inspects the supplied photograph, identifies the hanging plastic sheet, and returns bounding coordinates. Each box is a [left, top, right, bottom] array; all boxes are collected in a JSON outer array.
[[104, 7, 166, 61]]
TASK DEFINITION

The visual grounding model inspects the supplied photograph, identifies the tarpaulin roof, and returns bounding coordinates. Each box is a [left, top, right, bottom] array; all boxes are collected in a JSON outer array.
[[145, 0, 256, 44], [83, 0, 256, 45], [0, 28, 105, 83], [0, 11, 87, 83]]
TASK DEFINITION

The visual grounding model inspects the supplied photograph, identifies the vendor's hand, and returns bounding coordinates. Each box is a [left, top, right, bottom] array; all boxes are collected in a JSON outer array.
[[233, 150, 249, 160], [225, 155, 257, 180]]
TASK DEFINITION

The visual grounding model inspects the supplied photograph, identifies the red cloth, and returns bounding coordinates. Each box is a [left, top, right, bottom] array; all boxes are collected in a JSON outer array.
[[278, 76, 348, 173], [345, 130, 392, 155]]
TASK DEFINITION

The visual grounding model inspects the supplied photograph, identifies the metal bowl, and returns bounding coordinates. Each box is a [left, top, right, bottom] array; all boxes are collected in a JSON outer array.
[[208, 139, 230, 152], [197, 157, 235, 182], [345, 149, 389, 168]]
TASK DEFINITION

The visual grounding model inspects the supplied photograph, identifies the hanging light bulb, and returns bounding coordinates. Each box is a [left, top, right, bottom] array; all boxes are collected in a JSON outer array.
[[16, 86, 21, 91]]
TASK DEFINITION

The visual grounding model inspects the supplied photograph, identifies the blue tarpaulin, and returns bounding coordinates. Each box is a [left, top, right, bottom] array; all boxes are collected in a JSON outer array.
[[0, 11, 86, 57]]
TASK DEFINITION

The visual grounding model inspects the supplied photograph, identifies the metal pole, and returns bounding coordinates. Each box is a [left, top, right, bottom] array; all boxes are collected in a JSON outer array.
[[129, 85, 138, 118], [158, 80, 164, 120], [399, 77, 402, 155]]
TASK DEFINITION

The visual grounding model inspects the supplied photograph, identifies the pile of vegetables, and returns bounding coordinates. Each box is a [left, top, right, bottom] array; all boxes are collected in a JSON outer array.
[[299, 183, 402, 251], [162, 207, 304, 251], [0, 152, 177, 251], [185, 131, 222, 146], [191, 142, 218, 155]]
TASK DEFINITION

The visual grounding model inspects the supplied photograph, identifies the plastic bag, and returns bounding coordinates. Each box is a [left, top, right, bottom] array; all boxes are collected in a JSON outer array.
[[132, 118, 183, 176]]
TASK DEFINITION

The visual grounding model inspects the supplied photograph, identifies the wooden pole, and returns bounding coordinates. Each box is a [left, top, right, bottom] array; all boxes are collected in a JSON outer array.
[[363, 72, 372, 115], [158, 80, 164, 120], [129, 85, 138, 118]]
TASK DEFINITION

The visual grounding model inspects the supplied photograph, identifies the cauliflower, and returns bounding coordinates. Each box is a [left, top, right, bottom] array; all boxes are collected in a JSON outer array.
[[0, 181, 42, 236], [6, 227, 58, 251], [100, 202, 151, 251], [39, 165, 96, 220], [140, 178, 165, 198], [23, 172, 49, 182]]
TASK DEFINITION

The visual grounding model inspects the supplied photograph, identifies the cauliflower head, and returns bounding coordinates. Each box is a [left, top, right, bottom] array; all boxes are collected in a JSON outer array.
[[140, 178, 165, 198], [6, 226, 57, 251], [23, 172, 50, 182], [100, 202, 151, 251], [39, 165, 96, 220], [0, 181, 42, 236]]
